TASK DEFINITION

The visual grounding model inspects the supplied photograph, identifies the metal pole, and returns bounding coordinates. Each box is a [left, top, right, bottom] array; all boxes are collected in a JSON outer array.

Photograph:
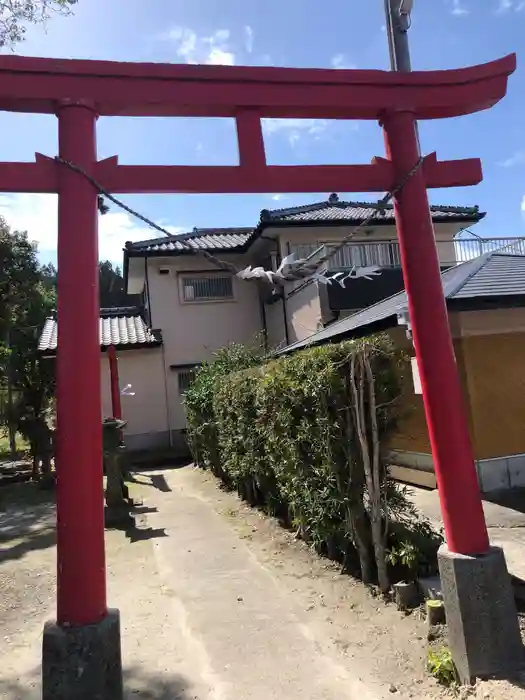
[[384, 0, 412, 72], [385, 0, 420, 148]]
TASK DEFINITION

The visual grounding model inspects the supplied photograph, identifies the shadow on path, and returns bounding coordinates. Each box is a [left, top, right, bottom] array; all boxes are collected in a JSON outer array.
[[0, 665, 194, 700], [125, 525, 168, 543], [484, 488, 525, 516], [127, 473, 172, 493], [0, 483, 56, 563], [0, 527, 56, 564], [150, 474, 172, 493], [132, 505, 159, 515]]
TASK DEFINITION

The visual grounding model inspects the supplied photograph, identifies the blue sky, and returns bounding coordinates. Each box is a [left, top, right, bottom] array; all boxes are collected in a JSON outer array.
[[0, 0, 523, 265]]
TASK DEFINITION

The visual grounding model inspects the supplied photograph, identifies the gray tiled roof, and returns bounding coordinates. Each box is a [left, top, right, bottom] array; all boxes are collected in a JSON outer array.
[[38, 314, 162, 352], [263, 197, 484, 224], [278, 252, 525, 355], [127, 228, 254, 254], [126, 199, 483, 258], [452, 253, 525, 298]]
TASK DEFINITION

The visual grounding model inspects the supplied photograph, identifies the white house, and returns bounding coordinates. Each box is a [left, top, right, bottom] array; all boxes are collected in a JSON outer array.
[[117, 195, 487, 453]]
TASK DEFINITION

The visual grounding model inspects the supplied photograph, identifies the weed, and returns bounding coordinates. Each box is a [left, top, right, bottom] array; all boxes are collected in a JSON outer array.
[[427, 646, 459, 687]]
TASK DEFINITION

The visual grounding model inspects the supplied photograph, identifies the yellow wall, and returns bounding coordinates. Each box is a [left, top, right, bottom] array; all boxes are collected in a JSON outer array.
[[458, 332, 525, 459], [385, 328, 432, 454], [387, 318, 525, 461]]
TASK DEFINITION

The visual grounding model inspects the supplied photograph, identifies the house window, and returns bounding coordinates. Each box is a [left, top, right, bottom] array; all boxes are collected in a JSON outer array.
[[181, 275, 234, 302], [177, 369, 197, 395]]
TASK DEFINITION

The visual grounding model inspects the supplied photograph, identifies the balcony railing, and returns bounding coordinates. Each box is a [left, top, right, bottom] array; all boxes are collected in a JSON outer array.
[[291, 237, 525, 271]]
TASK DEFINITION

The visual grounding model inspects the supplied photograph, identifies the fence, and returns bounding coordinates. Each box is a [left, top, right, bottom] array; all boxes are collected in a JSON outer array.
[[291, 237, 525, 271]]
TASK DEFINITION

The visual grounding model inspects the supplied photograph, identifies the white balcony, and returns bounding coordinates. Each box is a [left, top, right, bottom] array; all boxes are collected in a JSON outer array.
[[291, 237, 525, 271]]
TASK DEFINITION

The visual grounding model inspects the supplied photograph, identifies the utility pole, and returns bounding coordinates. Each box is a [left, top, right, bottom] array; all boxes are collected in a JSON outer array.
[[384, 0, 412, 72], [384, 0, 420, 147]]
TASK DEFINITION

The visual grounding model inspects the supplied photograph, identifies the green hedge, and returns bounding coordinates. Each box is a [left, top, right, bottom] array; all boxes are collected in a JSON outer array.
[[185, 336, 442, 586]]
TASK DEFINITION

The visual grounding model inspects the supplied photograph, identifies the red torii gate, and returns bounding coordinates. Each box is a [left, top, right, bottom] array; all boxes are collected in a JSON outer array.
[[0, 53, 517, 693]]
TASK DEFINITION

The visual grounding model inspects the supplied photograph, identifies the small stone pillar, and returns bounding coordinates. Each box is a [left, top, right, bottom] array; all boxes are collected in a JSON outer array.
[[103, 418, 134, 528]]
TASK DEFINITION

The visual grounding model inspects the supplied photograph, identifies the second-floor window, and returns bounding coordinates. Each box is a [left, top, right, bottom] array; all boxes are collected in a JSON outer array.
[[180, 274, 234, 303]]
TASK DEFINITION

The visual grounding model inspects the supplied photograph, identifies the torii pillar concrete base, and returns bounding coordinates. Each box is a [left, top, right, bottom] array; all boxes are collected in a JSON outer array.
[[42, 609, 123, 700], [438, 544, 524, 683]]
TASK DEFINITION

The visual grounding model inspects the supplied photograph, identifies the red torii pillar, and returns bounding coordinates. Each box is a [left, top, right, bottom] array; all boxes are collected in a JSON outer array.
[[0, 53, 520, 695], [56, 100, 106, 628]]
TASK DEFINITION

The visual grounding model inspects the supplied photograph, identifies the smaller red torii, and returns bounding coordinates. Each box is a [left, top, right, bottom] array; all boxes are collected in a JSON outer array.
[[0, 52, 515, 638]]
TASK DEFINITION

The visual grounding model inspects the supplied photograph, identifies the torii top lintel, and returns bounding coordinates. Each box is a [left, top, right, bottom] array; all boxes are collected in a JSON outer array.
[[0, 53, 515, 119], [0, 53, 516, 195]]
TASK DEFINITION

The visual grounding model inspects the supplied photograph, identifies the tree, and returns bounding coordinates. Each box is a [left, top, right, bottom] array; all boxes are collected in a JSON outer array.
[[0, 217, 56, 468], [39, 260, 141, 308], [99, 260, 121, 307], [99, 260, 134, 308], [0, 0, 77, 48]]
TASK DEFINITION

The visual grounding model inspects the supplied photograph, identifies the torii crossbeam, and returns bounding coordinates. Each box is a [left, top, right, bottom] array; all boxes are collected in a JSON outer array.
[[0, 52, 516, 699]]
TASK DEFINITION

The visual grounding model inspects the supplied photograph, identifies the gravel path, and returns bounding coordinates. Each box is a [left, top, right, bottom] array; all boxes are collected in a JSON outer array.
[[1, 467, 525, 699]]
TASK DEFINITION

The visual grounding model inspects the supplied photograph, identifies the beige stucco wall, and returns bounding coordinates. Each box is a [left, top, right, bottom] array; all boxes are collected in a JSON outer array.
[[147, 255, 263, 365], [146, 255, 263, 431], [285, 282, 323, 343], [265, 300, 287, 351], [100, 347, 169, 449]]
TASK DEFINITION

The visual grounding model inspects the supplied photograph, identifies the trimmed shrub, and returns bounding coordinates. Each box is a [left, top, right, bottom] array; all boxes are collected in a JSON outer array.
[[185, 335, 442, 589], [184, 342, 264, 483]]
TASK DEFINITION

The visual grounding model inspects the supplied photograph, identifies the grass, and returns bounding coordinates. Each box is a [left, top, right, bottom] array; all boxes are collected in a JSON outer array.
[[0, 432, 29, 461]]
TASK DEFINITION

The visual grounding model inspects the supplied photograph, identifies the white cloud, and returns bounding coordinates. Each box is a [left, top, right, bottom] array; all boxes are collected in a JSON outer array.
[[271, 194, 288, 202], [496, 0, 524, 11], [499, 151, 525, 167], [207, 48, 235, 66], [451, 0, 469, 15], [244, 25, 254, 54], [0, 194, 184, 264], [262, 117, 359, 148], [161, 27, 236, 65], [331, 54, 356, 70], [262, 118, 329, 147]]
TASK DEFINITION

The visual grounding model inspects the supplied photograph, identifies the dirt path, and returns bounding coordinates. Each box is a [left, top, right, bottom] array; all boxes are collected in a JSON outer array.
[[1, 467, 525, 699]]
